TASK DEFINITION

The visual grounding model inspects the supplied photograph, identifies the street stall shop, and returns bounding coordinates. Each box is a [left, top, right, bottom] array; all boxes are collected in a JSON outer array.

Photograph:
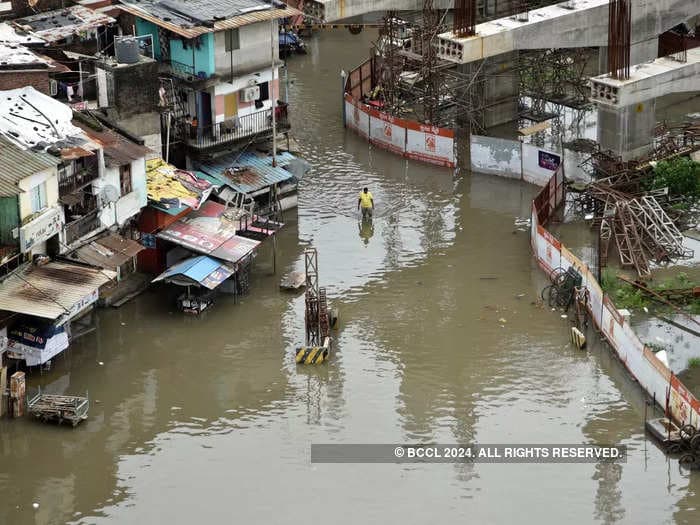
[[6, 321, 69, 367], [156, 200, 261, 265], [153, 200, 261, 311], [0, 260, 113, 365], [152, 255, 235, 314]]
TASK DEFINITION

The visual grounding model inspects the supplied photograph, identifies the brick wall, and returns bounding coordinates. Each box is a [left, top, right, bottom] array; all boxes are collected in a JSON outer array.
[[0, 70, 50, 95]]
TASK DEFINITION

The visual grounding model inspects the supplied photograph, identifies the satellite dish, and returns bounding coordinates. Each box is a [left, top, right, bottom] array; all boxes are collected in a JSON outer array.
[[102, 185, 119, 204], [27, 0, 38, 7]]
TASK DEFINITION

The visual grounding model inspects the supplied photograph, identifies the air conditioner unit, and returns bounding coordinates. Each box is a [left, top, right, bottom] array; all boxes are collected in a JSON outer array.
[[240, 85, 260, 103], [49, 79, 58, 96]]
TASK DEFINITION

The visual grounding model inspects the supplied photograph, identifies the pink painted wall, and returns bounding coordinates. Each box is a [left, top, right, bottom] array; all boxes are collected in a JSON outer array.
[[215, 95, 225, 119]]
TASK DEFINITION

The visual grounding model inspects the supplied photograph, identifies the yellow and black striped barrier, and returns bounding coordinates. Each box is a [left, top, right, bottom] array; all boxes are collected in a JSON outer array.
[[296, 346, 329, 364], [571, 327, 586, 350]]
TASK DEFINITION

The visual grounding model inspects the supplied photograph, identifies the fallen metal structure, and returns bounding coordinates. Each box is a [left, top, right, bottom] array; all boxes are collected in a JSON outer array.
[[28, 389, 89, 427]]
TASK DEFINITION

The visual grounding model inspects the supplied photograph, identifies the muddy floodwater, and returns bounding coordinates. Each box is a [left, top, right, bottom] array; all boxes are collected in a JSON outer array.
[[2, 31, 700, 525]]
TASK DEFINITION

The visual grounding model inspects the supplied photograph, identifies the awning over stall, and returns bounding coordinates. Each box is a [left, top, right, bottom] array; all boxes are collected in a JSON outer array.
[[156, 200, 260, 264], [72, 233, 145, 271], [0, 261, 114, 320], [152, 256, 234, 289], [6, 320, 69, 366]]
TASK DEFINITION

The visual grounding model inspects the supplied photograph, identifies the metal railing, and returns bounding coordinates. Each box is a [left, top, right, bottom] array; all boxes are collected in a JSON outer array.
[[65, 210, 101, 245], [176, 105, 290, 149], [58, 159, 99, 196], [162, 59, 202, 81]]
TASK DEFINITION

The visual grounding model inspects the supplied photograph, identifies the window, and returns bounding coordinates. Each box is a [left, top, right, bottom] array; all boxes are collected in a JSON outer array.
[[120, 164, 132, 195], [225, 29, 240, 52], [30, 182, 47, 214]]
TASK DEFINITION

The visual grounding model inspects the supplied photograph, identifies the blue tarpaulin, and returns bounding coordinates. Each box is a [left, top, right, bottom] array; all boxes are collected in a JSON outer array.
[[152, 256, 235, 289]]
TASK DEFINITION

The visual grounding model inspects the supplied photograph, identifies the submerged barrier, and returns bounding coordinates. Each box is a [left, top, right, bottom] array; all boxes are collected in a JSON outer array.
[[531, 164, 700, 428]]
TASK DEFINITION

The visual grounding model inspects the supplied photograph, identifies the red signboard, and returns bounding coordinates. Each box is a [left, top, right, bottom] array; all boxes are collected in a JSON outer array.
[[157, 201, 260, 263]]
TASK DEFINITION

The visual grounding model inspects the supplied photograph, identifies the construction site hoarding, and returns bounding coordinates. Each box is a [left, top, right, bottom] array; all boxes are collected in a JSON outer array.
[[531, 165, 700, 430], [344, 94, 455, 168], [404, 122, 455, 167], [345, 94, 369, 138], [469, 135, 521, 178], [368, 108, 407, 155]]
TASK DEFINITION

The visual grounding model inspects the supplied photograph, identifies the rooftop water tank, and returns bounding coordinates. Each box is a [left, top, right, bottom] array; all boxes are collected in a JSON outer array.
[[115, 37, 140, 65]]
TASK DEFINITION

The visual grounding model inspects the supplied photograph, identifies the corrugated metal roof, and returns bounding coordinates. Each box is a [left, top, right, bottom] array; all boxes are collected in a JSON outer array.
[[118, 2, 300, 38], [195, 151, 306, 194], [0, 136, 60, 197], [70, 233, 144, 270], [12, 6, 116, 44], [152, 255, 234, 289], [0, 261, 114, 319], [74, 120, 151, 166]]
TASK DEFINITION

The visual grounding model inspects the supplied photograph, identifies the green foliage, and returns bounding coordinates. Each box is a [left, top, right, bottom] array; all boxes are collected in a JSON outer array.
[[645, 158, 700, 198], [688, 358, 700, 369]]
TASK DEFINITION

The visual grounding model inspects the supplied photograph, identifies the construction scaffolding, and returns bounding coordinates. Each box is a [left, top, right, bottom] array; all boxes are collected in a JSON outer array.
[[571, 120, 700, 278]]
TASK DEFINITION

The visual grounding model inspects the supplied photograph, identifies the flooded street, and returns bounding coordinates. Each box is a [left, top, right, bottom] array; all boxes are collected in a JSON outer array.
[[2, 31, 700, 525]]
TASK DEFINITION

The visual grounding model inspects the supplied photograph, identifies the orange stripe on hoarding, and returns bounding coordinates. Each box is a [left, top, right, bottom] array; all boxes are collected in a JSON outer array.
[[536, 225, 561, 251], [403, 119, 454, 138]]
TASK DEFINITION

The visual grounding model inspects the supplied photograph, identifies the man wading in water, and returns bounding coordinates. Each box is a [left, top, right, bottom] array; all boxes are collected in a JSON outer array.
[[357, 187, 374, 220]]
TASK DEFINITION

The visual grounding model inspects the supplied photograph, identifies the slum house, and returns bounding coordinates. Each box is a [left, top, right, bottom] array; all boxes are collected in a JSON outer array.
[[137, 157, 218, 274], [0, 39, 70, 95], [117, 0, 298, 164], [139, 158, 279, 312], [151, 199, 263, 313], [0, 260, 114, 367], [194, 150, 311, 214], [0, 136, 63, 278], [0, 87, 150, 259], [11, 6, 117, 104]]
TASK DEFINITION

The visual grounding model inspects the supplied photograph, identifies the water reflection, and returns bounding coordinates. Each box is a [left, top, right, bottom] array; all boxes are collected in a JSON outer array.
[[358, 218, 374, 246]]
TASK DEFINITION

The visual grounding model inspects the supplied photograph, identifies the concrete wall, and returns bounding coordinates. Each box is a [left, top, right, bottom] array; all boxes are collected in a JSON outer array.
[[170, 34, 216, 78], [16, 167, 59, 220], [135, 18, 162, 60], [212, 67, 280, 121], [214, 22, 278, 78], [469, 135, 521, 178]]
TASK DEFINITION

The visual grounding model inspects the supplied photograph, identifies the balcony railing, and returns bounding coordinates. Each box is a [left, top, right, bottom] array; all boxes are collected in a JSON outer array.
[[65, 210, 101, 245], [176, 105, 290, 150], [59, 159, 99, 196], [161, 59, 210, 83]]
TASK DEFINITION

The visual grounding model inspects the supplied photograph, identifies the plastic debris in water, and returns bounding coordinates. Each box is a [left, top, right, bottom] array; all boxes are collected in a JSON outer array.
[[33, 503, 39, 509], [98, 361, 104, 366], [561, 314, 567, 319]]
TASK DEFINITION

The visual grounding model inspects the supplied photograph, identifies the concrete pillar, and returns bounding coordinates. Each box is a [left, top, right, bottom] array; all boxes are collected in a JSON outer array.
[[598, 46, 608, 76], [479, 51, 520, 129], [596, 99, 656, 161], [630, 39, 658, 66]]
